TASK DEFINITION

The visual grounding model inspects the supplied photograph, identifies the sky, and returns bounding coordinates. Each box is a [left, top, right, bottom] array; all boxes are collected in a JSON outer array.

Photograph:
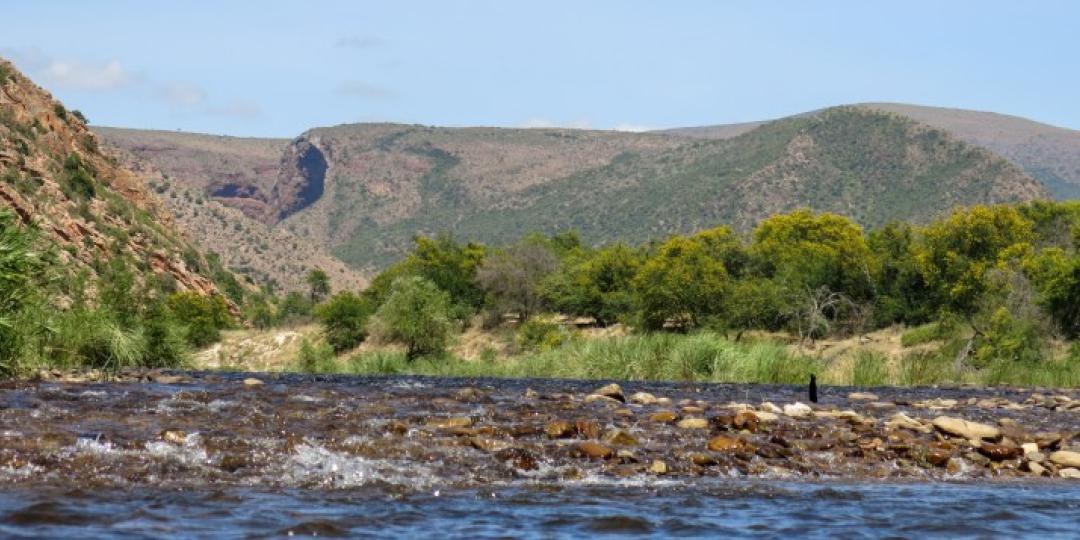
[[1, 0, 1077, 137]]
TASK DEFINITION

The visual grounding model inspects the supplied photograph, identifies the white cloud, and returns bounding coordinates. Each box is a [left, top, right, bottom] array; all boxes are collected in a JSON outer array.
[[335, 35, 382, 49], [517, 117, 592, 130], [205, 100, 262, 118], [612, 123, 655, 133], [41, 58, 134, 91], [157, 81, 207, 107], [336, 80, 396, 100], [1, 47, 135, 91]]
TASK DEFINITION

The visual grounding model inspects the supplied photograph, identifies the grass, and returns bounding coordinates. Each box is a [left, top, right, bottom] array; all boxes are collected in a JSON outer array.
[[280, 328, 1080, 388], [291, 331, 823, 384]]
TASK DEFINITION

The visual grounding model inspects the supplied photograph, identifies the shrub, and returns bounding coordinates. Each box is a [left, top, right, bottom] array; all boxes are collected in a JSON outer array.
[[370, 276, 453, 359], [316, 291, 375, 352], [166, 292, 233, 348], [297, 339, 337, 373], [61, 153, 96, 201], [515, 318, 572, 352]]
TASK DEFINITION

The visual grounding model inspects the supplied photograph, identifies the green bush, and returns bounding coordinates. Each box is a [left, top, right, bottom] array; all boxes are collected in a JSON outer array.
[[166, 292, 233, 348], [60, 153, 96, 201], [370, 276, 453, 359], [296, 339, 337, 373], [515, 318, 572, 352], [316, 291, 375, 352]]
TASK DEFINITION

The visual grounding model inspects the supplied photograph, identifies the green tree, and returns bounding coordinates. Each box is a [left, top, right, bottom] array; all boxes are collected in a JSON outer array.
[[750, 209, 874, 300], [306, 268, 331, 303], [316, 291, 375, 352], [408, 234, 486, 310], [1025, 248, 1080, 338], [371, 276, 453, 359], [915, 205, 1034, 314], [633, 235, 729, 331], [543, 243, 641, 325], [868, 222, 933, 325]]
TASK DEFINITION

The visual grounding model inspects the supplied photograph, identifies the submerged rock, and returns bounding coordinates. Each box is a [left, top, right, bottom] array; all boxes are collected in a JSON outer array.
[[648, 411, 679, 423], [545, 421, 575, 439], [601, 429, 638, 447], [576, 441, 614, 460], [676, 418, 708, 430]]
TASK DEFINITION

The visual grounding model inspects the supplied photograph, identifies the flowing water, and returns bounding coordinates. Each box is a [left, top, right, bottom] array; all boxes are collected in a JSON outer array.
[[1, 373, 1078, 537]]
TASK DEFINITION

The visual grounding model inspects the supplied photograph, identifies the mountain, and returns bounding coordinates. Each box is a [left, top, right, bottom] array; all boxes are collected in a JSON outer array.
[[96, 127, 366, 293], [666, 103, 1080, 199], [0, 59, 233, 308], [97, 107, 1047, 273]]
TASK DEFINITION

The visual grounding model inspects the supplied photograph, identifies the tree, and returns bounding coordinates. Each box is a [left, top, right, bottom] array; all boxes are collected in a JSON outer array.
[[868, 222, 933, 325], [371, 276, 453, 359], [306, 268, 331, 303], [477, 241, 559, 322], [750, 209, 874, 301], [543, 243, 641, 325], [633, 235, 729, 331], [408, 234, 486, 311], [316, 291, 375, 352], [915, 205, 1033, 314], [1025, 248, 1080, 338]]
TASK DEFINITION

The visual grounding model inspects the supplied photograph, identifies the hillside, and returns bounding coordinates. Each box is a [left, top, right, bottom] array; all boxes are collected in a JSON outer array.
[[98, 108, 1047, 272], [0, 59, 233, 306], [98, 127, 367, 293], [667, 103, 1080, 200]]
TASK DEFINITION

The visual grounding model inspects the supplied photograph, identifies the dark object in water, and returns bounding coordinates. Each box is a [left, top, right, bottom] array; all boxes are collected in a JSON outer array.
[[809, 374, 818, 403]]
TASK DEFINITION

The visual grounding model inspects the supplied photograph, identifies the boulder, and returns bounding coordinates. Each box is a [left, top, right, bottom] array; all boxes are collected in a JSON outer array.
[[783, 402, 813, 417], [591, 383, 625, 402], [931, 416, 1000, 440], [1049, 450, 1080, 468], [676, 418, 709, 429]]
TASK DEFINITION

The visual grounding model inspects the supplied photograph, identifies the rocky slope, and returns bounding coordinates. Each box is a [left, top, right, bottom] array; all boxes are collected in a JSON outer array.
[[98, 107, 1049, 272], [0, 59, 234, 308]]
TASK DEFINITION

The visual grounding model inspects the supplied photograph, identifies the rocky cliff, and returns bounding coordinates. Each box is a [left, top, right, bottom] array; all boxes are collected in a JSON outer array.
[[0, 58, 237, 310]]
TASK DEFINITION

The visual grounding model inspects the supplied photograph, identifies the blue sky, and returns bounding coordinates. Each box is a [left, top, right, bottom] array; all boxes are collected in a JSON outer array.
[[2, 1, 1077, 137]]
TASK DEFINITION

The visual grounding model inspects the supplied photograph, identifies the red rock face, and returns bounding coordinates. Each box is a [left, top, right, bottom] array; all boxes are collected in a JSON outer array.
[[268, 138, 328, 222], [0, 59, 238, 314]]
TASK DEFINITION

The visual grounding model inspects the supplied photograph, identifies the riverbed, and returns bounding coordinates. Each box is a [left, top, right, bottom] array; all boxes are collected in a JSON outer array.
[[1, 372, 1079, 537]]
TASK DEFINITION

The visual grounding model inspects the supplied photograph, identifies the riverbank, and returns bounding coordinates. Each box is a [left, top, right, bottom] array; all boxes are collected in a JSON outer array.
[[5, 372, 1080, 488]]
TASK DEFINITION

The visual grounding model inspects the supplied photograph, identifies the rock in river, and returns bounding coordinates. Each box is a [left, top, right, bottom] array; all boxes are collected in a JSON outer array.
[[601, 429, 638, 447], [576, 441, 614, 459], [708, 435, 751, 453], [783, 402, 813, 418], [1049, 450, 1080, 468], [545, 421, 575, 439], [677, 418, 709, 429], [932, 416, 1000, 440], [979, 443, 1022, 461], [591, 383, 625, 402]]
